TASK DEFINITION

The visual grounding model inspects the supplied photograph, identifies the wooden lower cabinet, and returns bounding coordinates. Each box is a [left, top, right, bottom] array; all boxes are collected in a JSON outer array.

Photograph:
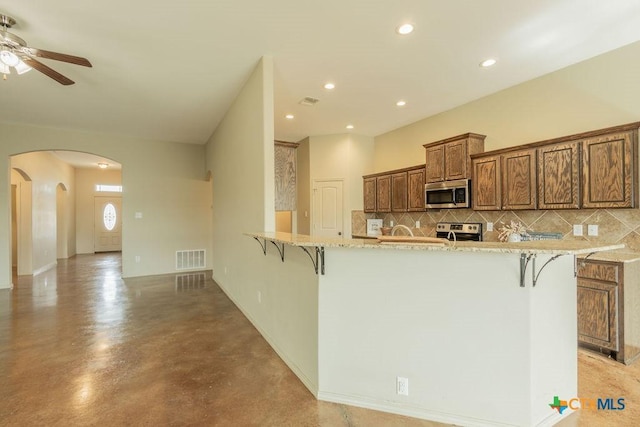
[[577, 258, 640, 364]]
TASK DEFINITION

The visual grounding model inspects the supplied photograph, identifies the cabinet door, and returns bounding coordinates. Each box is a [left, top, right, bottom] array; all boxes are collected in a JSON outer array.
[[407, 168, 426, 211], [537, 141, 581, 209], [577, 279, 619, 351], [444, 140, 468, 181], [391, 172, 408, 212], [425, 145, 445, 183], [502, 149, 537, 210], [577, 260, 620, 352], [363, 177, 377, 213], [376, 175, 391, 212], [582, 131, 636, 208], [472, 155, 501, 210]]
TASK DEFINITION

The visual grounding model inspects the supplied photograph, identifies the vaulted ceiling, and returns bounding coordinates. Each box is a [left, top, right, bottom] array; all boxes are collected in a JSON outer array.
[[2, 1, 640, 145]]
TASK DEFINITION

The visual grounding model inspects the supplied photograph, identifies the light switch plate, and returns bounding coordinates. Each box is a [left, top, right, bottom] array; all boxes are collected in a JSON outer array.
[[573, 224, 583, 236], [487, 222, 493, 232], [588, 224, 599, 236]]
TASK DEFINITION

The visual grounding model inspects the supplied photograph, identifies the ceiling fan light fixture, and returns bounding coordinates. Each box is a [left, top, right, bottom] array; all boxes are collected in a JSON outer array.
[[0, 49, 20, 67], [14, 60, 31, 75], [0, 62, 9, 75]]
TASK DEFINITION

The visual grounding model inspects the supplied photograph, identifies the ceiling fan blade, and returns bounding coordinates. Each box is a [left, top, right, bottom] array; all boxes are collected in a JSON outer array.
[[22, 47, 92, 67], [22, 57, 75, 85]]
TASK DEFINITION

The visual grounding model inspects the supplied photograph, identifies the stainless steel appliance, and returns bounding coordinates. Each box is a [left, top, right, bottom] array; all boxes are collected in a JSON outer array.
[[436, 222, 483, 241], [425, 178, 470, 209]]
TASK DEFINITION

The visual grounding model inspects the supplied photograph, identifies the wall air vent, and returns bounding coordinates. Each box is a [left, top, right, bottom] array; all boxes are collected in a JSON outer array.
[[299, 96, 320, 106], [176, 249, 206, 270]]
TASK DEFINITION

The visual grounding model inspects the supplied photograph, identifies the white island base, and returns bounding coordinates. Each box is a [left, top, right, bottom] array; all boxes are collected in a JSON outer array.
[[240, 234, 622, 426]]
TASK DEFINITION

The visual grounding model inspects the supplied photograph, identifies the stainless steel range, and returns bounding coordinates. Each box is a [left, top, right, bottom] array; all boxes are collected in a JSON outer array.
[[436, 222, 483, 242]]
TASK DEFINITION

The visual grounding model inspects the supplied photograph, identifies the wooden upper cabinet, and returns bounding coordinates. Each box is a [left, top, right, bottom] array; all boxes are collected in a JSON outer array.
[[363, 164, 425, 213], [363, 176, 377, 213], [425, 145, 445, 182], [424, 133, 486, 183], [376, 175, 392, 212], [582, 130, 637, 208], [444, 139, 468, 181], [407, 167, 426, 211], [502, 148, 537, 210], [537, 141, 581, 209], [472, 154, 501, 210], [391, 172, 408, 212]]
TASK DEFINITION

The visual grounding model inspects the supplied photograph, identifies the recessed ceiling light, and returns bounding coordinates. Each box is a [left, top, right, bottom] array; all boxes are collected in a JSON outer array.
[[396, 23, 414, 35], [396, 100, 407, 107], [324, 82, 335, 90], [346, 124, 354, 130], [480, 58, 497, 68], [285, 114, 294, 119]]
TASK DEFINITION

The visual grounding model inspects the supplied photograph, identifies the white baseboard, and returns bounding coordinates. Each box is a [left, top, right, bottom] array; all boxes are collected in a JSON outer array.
[[32, 261, 57, 276]]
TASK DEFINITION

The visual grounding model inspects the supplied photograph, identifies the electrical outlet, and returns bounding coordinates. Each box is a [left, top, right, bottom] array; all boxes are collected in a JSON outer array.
[[257, 291, 262, 303], [396, 376, 409, 396], [224, 266, 228, 275], [135, 255, 140, 263], [588, 225, 599, 236], [573, 224, 583, 236], [415, 220, 420, 228], [390, 221, 394, 227], [487, 222, 493, 232]]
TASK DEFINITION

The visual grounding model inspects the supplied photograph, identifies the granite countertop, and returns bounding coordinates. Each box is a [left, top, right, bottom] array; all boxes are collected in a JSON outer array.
[[247, 232, 625, 256], [577, 249, 640, 263]]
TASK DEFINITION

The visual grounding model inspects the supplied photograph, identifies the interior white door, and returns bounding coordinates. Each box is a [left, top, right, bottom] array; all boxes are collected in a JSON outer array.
[[94, 197, 122, 252], [312, 180, 343, 237]]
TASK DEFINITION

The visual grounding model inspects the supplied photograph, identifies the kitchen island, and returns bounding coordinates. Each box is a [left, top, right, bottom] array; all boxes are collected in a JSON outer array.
[[244, 232, 623, 426]]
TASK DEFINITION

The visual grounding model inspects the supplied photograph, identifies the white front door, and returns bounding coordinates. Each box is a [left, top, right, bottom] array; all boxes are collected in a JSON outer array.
[[312, 180, 343, 237], [94, 197, 122, 252]]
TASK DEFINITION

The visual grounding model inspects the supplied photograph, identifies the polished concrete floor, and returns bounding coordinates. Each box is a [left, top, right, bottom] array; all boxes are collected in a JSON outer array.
[[0, 253, 638, 426]]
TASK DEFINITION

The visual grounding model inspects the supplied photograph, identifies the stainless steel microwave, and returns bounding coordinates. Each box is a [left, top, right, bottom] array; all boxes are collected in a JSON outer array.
[[425, 178, 471, 209]]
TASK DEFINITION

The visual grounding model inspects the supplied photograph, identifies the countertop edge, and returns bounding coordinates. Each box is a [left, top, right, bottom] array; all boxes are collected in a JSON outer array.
[[246, 232, 625, 256]]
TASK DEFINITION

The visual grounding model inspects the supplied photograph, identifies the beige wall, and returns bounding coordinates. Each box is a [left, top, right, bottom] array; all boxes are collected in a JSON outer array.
[[75, 168, 122, 254], [300, 133, 375, 237], [10, 152, 76, 276], [296, 137, 311, 234], [206, 57, 319, 393], [374, 40, 640, 171], [0, 124, 211, 288]]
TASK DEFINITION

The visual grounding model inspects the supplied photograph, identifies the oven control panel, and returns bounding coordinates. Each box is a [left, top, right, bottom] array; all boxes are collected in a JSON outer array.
[[436, 222, 482, 235]]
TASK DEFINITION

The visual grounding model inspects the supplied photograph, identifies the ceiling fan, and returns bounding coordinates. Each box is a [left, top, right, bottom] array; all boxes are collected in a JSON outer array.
[[0, 14, 92, 85]]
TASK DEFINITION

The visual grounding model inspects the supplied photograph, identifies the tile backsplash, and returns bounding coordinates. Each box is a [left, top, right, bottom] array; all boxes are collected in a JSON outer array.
[[352, 208, 640, 252]]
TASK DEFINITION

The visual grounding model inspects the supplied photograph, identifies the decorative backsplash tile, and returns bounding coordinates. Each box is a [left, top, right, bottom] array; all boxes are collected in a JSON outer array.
[[352, 208, 640, 251]]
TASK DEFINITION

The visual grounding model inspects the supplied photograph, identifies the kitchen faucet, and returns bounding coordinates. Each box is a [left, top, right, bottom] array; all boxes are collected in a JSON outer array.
[[391, 224, 414, 237]]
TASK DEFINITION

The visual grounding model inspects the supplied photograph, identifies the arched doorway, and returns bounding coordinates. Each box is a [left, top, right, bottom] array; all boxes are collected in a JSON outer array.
[[9, 151, 122, 281]]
